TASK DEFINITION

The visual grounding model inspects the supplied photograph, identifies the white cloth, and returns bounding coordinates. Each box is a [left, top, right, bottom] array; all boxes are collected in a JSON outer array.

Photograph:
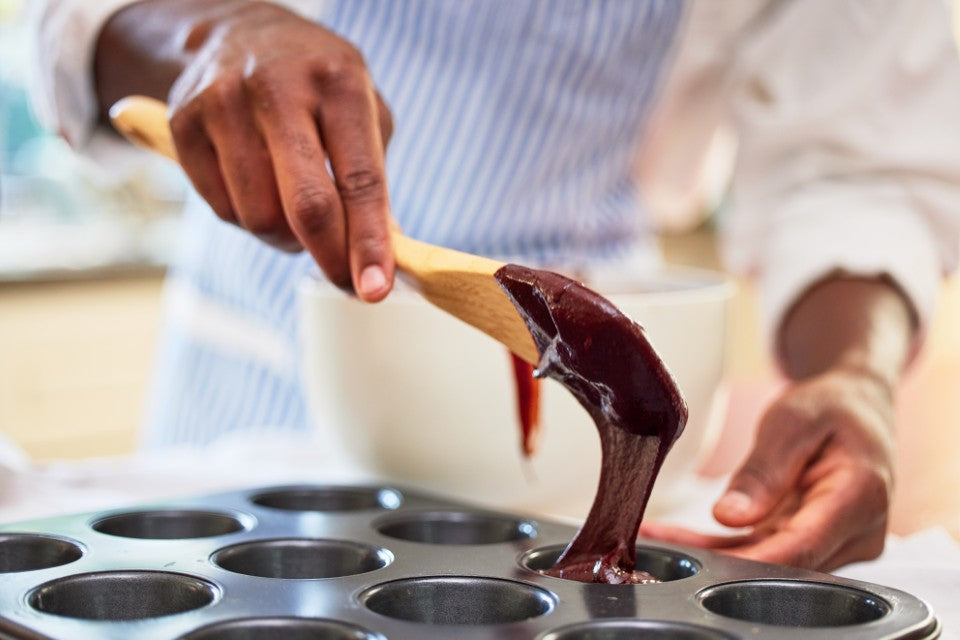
[[29, 0, 960, 350]]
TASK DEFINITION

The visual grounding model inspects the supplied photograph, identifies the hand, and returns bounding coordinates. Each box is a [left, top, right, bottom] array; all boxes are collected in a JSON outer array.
[[640, 366, 895, 571], [99, 0, 395, 300]]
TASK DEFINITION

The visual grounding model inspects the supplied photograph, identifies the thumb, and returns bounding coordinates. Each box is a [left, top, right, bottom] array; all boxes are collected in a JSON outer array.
[[714, 459, 793, 528], [714, 404, 825, 528]]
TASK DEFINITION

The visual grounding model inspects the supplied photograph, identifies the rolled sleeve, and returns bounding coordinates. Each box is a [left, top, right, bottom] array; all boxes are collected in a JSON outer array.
[[755, 183, 942, 352]]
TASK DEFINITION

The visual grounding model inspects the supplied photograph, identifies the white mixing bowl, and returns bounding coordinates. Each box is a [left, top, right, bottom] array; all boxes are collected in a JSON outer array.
[[299, 267, 733, 521]]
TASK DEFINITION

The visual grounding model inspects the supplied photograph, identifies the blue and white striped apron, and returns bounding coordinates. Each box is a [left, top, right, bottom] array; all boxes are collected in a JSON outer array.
[[141, 0, 686, 448]]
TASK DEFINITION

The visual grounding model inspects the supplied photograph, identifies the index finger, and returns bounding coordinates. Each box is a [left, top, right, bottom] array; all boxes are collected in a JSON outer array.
[[315, 62, 394, 302]]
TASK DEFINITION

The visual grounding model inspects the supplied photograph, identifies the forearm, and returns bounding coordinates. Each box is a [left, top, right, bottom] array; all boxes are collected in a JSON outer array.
[[778, 275, 915, 388], [93, 0, 251, 119]]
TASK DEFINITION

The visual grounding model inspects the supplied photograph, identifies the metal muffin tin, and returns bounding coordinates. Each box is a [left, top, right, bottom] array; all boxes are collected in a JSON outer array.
[[0, 484, 939, 639]]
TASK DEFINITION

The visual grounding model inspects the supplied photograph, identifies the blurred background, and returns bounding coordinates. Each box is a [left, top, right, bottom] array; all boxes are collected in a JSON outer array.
[[1, 0, 958, 540]]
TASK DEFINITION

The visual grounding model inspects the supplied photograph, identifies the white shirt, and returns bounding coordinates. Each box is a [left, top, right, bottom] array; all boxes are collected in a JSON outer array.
[[27, 0, 960, 444]]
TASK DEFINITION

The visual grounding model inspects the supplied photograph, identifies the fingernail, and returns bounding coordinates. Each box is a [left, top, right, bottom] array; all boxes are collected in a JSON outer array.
[[359, 265, 387, 298], [718, 490, 752, 517]]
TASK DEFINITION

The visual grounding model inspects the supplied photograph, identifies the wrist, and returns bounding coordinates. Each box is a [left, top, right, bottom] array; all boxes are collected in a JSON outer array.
[[778, 274, 914, 385]]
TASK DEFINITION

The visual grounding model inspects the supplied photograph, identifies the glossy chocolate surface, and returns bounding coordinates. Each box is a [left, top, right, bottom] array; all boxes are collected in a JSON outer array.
[[495, 264, 688, 584]]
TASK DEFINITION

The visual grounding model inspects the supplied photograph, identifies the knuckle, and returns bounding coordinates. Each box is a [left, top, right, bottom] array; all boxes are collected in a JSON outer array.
[[288, 184, 337, 236], [351, 227, 390, 258], [244, 67, 284, 111], [204, 77, 244, 116], [281, 131, 319, 161], [337, 169, 385, 203], [315, 48, 368, 93]]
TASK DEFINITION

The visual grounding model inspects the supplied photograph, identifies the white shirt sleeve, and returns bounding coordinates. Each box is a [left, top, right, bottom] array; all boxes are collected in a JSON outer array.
[[722, 0, 960, 352], [644, 0, 960, 358], [26, 0, 142, 148], [26, 0, 322, 155]]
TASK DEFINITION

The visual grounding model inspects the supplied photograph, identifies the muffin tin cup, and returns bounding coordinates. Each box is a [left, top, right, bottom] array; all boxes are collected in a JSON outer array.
[[698, 579, 890, 627], [360, 576, 556, 625], [211, 538, 393, 579], [0, 485, 940, 639], [0, 533, 83, 573], [520, 543, 700, 583], [28, 570, 220, 621], [91, 510, 249, 540], [374, 509, 538, 545], [249, 486, 403, 513]]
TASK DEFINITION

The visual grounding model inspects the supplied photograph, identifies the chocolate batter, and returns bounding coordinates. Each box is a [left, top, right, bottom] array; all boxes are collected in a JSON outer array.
[[495, 264, 688, 585], [510, 353, 541, 457]]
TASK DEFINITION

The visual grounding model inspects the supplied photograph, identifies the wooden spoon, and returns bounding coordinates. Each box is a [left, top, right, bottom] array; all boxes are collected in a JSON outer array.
[[109, 96, 539, 364]]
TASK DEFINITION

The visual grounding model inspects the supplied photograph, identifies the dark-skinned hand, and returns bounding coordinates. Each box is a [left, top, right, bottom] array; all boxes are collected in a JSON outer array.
[[98, 0, 395, 300], [641, 366, 895, 571]]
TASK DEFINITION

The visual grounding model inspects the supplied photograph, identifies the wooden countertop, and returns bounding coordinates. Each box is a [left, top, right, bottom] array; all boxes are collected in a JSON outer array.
[[0, 274, 165, 459]]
